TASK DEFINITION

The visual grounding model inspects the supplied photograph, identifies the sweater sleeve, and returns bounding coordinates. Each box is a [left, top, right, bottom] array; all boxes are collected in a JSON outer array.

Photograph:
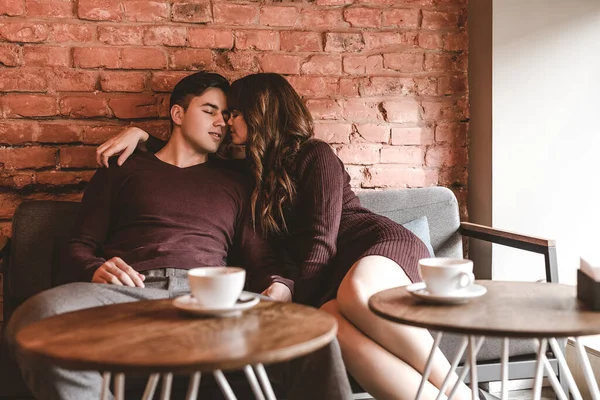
[[292, 142, 344, 304], [65, 166, 117, 281]]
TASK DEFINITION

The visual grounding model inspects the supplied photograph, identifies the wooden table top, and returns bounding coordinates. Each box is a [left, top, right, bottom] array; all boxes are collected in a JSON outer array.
[[16, 300, 337, 374], [369, 281, 600, 338]]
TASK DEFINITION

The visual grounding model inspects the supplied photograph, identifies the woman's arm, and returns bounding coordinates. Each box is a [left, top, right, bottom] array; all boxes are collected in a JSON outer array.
[[95, 127, 166, 167]]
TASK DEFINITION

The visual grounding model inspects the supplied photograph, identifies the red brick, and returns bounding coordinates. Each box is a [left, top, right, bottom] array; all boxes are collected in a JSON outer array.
[[59, 146, 97, 168], [188, 28, 232, 49], [324, 33, 364, 53], [0, 0, 24, 15], [0, 147, 56, 169], [438, 75, 467, 95], [49, 69, 98, 92], [382, 100, 420, 123], [124, 1, 168, 22], [425, 144, 467, 168], [0, 122, 38, 144], [260, 6, 300, 27], [143, 26, 186, 47], [391, 126, 434, 145], [301, 10, 348, 29], [414, 77, 437, 96], [3, 95, 58, 117], [316, 0, 353, 4], [383, 8, 420, 28], [168, 48, 212, 70], [0, 44, 22, 67], [286, 76, 339, 97], [306, 99, 343, 120], [339, 78, 360, 97], [213, 3, 257, 25], [380, 145, 424, 164], [25, 0, 72, 18], [36, 170, 94, 186], [365, 55, 383, 74], [235, 30, 279, 51], [280, 31, 322, 52], [156, 94, 170, 118], [301, 55, 342, 75], [341, 99, 381, 121], [49, 24, 95, 43], [444, 32, 468, 51], [150, 71, 191, 92], [424, 52, 459, 72], [345, 165, 366, 188], [98, 26, 144, 45], [363, 32, 411, 50], [259, 54, 301, 75], [135, 120, 170, 140], [314, 123, 351, 144], [60, 96, 111, 118], [353, 124, 390, 143], [81, 124, 129, 144], [0, 193, 22, 219], [366, 165, 437, 188], [23, 46, 70, 67], [421, 100, 465, 121], [221, 52, 258, 73], [356, 0, 406, 5], [343, 56, 366, 75], [343, 7, 381, 28], [73, 47, 120, 68], [435, 122, 467, 144], [172, 2, 212, 23], [418, 32, 443, 49], [360, 77, 414, 96], [337, 144, 381, 164], [37, 122, 82, 143], [108, 95, 159, 119], [422, 11, 461, 30], [384, 52, 423, 72], [0, 172, 35, 189], [0, 22, 48, 43], [100, 71, 146, 92], [0, 69, 47, 91], [78, 0, 122, 21], [122, 48, 166, 69]]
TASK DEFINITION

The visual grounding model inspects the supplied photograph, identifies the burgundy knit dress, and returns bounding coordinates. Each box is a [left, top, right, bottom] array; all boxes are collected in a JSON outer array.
[[282, 140, 430, 306]]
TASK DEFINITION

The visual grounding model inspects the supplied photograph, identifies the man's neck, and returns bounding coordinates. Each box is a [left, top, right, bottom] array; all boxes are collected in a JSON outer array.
[[155, 130, 209, 168]]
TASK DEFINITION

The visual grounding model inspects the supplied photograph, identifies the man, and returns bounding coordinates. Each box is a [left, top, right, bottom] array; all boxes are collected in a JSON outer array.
[[5, 72, 352, 400]]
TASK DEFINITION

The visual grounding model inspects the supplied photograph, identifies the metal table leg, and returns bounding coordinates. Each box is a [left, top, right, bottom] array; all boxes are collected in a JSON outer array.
[[101, 372, 111, 400], [416, 331, 444, 400], [114, 373, 125, 400], [186, 372, 201, 400], [142, 374, 160, 400], [254, 364, 277, 400], [214, 370, 238, 400]]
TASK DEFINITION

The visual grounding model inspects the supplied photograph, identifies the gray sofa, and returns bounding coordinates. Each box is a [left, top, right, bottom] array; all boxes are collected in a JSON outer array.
[[0, 187, 562, 398]]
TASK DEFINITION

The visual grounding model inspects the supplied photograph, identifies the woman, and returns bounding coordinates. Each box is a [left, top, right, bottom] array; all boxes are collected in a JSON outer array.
[[96, 73, 473, 400]]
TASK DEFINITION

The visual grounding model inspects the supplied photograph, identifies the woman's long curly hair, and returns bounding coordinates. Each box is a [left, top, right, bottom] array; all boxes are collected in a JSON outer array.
[[228, 73, 314, 236]]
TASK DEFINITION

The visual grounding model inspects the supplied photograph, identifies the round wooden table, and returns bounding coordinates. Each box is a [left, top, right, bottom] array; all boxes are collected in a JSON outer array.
[[369, 281, 600, 400], [16, 299, 337, 400]]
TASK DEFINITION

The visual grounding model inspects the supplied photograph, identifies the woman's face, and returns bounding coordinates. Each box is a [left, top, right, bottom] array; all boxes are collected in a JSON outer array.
[[227, 110, 248, 145]]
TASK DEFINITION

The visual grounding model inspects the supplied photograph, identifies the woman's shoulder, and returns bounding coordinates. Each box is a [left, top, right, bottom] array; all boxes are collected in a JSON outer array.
[[297, 139, 338, 164]]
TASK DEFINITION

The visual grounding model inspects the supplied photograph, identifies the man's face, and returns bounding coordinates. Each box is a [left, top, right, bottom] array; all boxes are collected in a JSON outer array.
[[177, 87, 228, 154]]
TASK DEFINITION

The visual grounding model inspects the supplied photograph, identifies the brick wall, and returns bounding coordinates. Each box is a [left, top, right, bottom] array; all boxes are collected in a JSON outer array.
[[0, 0, 469, 321]]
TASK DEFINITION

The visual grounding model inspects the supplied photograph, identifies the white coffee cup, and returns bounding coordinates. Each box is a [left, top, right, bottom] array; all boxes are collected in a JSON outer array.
[[188, 267, 246, 309], [418, 258, 475, 295]]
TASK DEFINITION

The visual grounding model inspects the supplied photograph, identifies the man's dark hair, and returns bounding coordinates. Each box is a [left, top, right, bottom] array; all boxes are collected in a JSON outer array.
[[169, 71, 230, 112]]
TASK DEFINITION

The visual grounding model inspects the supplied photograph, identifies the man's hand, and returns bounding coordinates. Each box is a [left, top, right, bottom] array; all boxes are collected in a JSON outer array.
[[92, 257, 146, 288], [261, 282, 292, 302]]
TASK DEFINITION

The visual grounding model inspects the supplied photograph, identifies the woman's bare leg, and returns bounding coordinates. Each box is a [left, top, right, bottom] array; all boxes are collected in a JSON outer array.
[[321, 300, 446, 400], [336, 255, 472, 400]]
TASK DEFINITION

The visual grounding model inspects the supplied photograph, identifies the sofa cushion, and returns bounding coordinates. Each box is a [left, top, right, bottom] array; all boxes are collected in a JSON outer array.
[[402, 216, 434, 257]]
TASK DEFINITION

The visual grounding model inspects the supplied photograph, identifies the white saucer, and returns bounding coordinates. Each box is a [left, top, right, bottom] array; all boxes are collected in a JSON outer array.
[[406, 282, 487, 304], [173, 291, 260, 318]]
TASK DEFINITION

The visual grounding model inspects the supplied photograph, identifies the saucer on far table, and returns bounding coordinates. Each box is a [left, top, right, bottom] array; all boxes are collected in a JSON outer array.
[[173, 291, 260, 317], [406, 282, 487, 305]]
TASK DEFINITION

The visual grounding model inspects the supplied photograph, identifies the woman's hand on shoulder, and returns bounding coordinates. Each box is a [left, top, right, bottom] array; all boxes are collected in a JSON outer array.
[[96, 127, 150, 168], [261, 282, 292, 302]]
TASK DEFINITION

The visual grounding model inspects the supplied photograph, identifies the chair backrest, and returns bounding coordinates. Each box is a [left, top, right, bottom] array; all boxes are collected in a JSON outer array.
[[356, 187, 462, 258]]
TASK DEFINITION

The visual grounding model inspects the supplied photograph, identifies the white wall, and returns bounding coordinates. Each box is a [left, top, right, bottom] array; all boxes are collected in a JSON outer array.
[[492, 0, 600, 284]]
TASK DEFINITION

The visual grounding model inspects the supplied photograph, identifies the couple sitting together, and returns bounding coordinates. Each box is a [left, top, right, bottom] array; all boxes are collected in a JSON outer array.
[[6, 71, 474, 400]]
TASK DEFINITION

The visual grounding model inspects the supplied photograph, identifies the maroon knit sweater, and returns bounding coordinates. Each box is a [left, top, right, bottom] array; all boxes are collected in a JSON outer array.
[[283, 140, 430, 306], [66, 152, 292, 294]]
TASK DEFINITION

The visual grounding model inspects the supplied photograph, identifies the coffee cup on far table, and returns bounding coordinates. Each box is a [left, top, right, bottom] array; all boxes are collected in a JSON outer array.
[[418, 258, 475, 296], [188, 267, 246, 309]]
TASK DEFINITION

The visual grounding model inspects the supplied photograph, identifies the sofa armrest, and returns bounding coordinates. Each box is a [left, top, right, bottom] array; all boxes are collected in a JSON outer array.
[[459, 222, 558, 283]]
